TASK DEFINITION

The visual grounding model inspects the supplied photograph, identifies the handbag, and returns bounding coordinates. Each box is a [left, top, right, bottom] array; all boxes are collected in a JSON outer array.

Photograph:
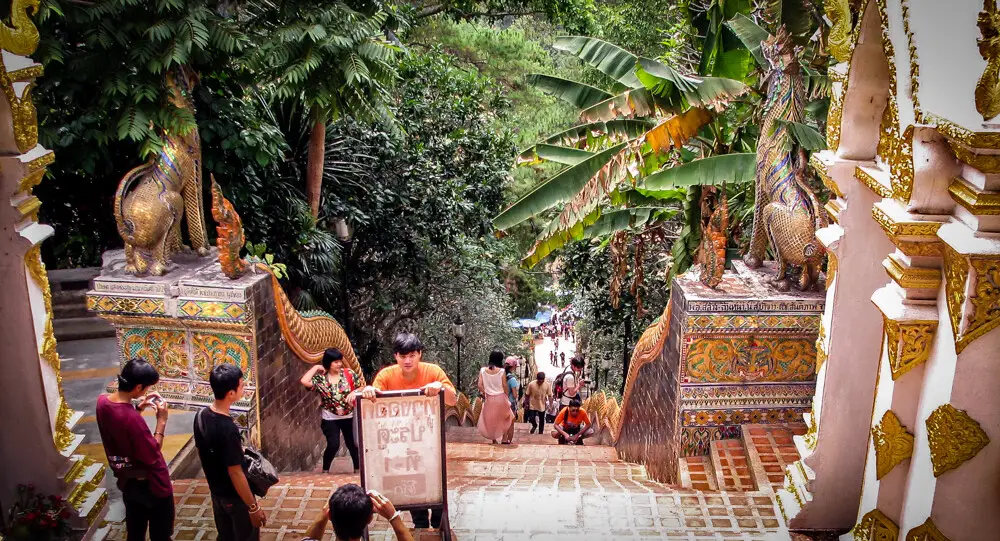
[[196, 408, 279, 497]]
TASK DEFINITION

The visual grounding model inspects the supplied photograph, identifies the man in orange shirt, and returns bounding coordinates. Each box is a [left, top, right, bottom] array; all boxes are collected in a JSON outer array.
[[360, 333, 457, 528], [551, 397, 591, 445]]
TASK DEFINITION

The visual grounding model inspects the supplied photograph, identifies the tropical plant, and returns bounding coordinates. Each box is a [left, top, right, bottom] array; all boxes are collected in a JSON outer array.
[[247, 0, 401, 218], [493, 35, 752, 270]]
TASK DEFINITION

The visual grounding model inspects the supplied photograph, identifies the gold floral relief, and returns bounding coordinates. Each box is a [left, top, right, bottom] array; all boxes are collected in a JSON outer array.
[[942, 245, 970, 344], [0, 53, 38, 153], [977, 0, 1000, 121], [949, 177, 1000, 215], [925, 404, 990, 477], [882, 316, 937, 380], [685, 336, 815, 383], [826, 250, 839, 288], [872, 410, 914, 480], [905, 518, 952, 541], [900, 0, 921, 120], [121, 329, 188, 378], [853, 507, 900, 541], [960, 257, 1000, 352], [826, 0, 854, 63]]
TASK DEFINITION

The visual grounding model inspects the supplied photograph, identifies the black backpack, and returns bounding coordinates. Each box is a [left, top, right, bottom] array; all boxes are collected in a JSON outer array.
[[196, 408, 279, 497], [553, 368, 572, 398]]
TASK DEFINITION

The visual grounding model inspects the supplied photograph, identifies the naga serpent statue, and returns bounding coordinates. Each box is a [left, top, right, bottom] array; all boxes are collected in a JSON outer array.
[[743, 27, 827, 291], [114, 66, 210, 275]]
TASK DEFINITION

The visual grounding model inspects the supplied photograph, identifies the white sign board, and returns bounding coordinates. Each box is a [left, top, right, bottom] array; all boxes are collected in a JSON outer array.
[[358, 393, 445, 508]]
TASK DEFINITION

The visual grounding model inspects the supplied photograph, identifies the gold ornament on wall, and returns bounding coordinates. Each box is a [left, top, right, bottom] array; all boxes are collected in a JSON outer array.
[[826, 0, 855, 63], [853, 508, 899, 541], [0, 0, 40, 56], [925, 404, 990, 477], [882, 316, 937, 380], [871, 410, 914, 480], [976, 0, 1000, 121], [905, 518, 952, 541]]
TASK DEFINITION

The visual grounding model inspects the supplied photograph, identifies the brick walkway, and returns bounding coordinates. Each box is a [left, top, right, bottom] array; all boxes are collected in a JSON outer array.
[[110, 441, 791, 541]]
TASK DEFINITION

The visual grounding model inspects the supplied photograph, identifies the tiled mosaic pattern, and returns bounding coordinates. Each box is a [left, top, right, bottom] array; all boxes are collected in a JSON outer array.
[[109, 442, 795, 540]]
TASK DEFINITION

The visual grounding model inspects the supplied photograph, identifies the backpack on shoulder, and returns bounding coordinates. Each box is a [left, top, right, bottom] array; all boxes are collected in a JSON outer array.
[[552, 368, 572, 399], [196, 408, 279, 497]]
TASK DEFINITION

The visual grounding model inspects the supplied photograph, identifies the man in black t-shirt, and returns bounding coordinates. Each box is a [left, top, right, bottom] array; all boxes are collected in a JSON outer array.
[[195, 364, 267, 541]]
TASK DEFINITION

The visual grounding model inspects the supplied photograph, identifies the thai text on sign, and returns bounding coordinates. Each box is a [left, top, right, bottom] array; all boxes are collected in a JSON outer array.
[[359, 393, 444, 508]]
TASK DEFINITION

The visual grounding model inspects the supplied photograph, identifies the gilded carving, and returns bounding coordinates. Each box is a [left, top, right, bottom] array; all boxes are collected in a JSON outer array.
[[616, 302, 671, 440], [942, 244, 970, 345], [0, 53, 38, 153], [853, 508, 899, 541], [942, 245, 1000, 353], [871, 206, 942, 238], [949, 177, 1000, 215], [882, 315, 937, 380], [856, 166, 893, 199], [977, 0, 1000, 121], [826, 250, 838, 288], [0, 0, 39, 55], [827, 69, 847, 150], [926, 404, 990, 477], [892, 239, 943, 258], [826, 0, 854, 63], [115, 67, 210, 275], [871, 410, 914, 479], [882, 255, 941, 290], [698, 193, 727, 288], [900, 0, 920, 120], [211, 178, 249, 279], [905, 518, 952, 541], [812, 154, 844, 198]]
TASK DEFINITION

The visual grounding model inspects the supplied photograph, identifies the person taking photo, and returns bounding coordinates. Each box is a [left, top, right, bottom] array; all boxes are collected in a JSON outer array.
[[96, 358, 173, 541]]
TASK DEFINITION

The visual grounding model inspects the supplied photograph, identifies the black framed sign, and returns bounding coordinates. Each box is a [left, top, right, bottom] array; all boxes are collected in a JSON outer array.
[[356, 390, 450, 539]]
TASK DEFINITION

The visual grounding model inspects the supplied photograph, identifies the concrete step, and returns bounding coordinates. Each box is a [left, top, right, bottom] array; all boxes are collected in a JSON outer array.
[[54, 289, 90, 319], [741, 424, 806, 493], [711, 437, 753, 491], [54, 317, 116, 341], [678, 455, 717, 491], [48, 267, 101, 292]]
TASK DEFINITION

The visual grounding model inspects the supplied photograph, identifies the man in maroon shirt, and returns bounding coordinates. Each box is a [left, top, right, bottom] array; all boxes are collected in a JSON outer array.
[[96, 358, 173, 541]]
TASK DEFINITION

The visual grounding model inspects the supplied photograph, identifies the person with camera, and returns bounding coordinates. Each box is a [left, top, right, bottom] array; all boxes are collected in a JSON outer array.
[[194, 364, 267, 541], [97, 358, 173, 541], [301, 484, 414, 541]]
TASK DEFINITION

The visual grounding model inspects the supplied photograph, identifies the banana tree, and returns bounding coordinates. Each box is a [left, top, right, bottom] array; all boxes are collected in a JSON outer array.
[[493, 36, 754, 268]]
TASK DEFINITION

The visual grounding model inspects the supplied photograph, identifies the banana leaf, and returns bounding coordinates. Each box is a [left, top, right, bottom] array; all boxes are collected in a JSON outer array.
[[517, 119, 657, 162], [525, 74, 613, 109], [636, 58, 750, 111], [641, 153, 756, 190], [553, 36, 643, 88], [533, 144, 595, 165], [494, 142, 628, 231], [579, 87, 658, 122], [726, 14, 769, 67], [522, 206, 676, 267]]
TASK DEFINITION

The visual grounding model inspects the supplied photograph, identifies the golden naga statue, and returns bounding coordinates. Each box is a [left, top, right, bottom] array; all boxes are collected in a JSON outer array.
[[743, 28, 827, 291], [698, 191, 729, 289], [210, 177, 249, 279], [265, 268, 363, 380], [114, 67, 210, 275]]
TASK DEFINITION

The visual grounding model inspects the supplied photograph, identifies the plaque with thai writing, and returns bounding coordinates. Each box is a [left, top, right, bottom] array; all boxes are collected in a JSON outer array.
[[358, 392, 446, 508]]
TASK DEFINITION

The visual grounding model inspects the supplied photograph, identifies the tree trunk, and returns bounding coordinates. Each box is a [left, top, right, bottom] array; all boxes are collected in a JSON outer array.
[[306, 117, 326, 218]]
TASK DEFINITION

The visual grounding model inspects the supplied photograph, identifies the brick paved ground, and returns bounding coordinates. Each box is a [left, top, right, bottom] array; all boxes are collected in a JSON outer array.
[[110, 441, 793, 541]]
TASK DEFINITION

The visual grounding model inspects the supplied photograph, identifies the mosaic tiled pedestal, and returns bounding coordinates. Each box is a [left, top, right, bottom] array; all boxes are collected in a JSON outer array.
[[671, 262, 823, 458], [617, 262, 823, 484], [87, 249, 324, 472]]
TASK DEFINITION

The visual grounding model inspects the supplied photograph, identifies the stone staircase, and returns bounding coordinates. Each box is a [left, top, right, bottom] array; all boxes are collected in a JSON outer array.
[[49, 267, 114, 341], [677, 424, 807, 496]]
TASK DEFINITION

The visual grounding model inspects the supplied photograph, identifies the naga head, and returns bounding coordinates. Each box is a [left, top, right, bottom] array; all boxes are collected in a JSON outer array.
[[165, 65, 199, 106], [762, 26, 799, 74]]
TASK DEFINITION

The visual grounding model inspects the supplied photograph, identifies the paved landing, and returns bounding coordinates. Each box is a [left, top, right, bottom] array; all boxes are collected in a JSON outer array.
[[109, 442, 792, 541]]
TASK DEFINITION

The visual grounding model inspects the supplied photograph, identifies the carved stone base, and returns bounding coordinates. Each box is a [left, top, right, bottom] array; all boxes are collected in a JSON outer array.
[[88, 250, 323, 472]]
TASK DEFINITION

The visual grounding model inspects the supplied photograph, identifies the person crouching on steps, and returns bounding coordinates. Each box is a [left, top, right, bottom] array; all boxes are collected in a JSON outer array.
[[195, 364, 267, 541], [552, 397, 592, 445], [300, 348, 361, 473], [96, 358, 173, 541], [301, 484, 414, 541]]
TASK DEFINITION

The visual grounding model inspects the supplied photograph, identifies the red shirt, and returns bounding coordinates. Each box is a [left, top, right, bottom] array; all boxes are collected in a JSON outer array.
[[96, 395, 173, 498]]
